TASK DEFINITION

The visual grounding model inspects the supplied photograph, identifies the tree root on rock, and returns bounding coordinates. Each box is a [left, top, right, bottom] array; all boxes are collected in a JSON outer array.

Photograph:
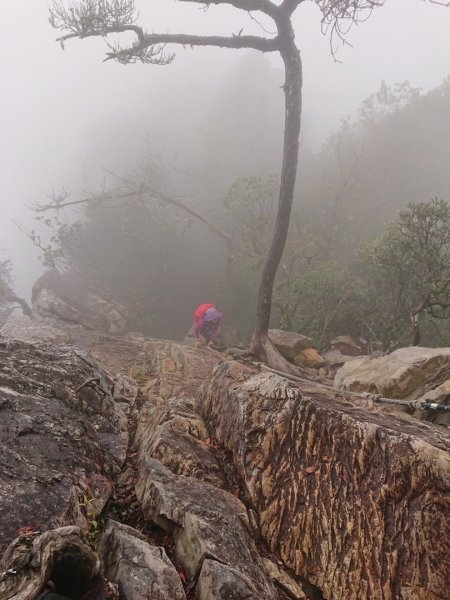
[[226, 336, 316, 381]]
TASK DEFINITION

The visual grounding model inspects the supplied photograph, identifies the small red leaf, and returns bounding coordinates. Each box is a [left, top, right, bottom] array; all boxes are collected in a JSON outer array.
[[179, 569, 187, 583], [304, 466, 316, 474], [17, 526, 36, 535]]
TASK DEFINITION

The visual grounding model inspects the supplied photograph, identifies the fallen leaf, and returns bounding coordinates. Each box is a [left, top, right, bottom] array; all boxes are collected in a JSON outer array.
[[179, 569, 187, 584], [17, 526, 37, 535]]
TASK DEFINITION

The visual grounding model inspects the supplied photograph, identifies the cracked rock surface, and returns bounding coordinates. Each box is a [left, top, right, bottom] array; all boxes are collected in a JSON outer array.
[[1, 321, 449, 600]]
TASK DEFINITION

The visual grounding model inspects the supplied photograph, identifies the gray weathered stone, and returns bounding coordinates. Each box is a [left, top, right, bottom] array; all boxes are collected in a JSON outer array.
[[135, 393, 226, 487], [268, 329, 312, 360], [135, 457, 276, 599], [196, 559, 261, 600], [334, 346, 450, 399], [0, 338, 127, 554], [98, 520, 186, 600]]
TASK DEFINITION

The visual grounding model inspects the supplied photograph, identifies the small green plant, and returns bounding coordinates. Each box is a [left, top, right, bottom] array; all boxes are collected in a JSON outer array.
[[77, 492, 102, 550], [129, 362, 150, 385]]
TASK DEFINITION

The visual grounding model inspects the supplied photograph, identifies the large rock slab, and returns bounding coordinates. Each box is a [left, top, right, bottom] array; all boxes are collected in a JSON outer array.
[[199, 360, 450, 600], [135, 457, 276, 599], [135, 393, 226, 488], [0, 338, 128, 554], [98, 520, 186, 599], [144, 340, 219, 399], [334, 346, 450, 399]]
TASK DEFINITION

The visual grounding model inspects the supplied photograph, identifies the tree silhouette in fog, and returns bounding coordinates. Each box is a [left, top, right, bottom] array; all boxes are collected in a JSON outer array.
[[48, 0, 447, 369]]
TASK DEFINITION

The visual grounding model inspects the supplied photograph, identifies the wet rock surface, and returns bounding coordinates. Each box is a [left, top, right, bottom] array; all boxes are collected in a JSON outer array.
[[199, 360, 450, 600], [135, 458, 276, 599], [0, 337, 129, 555], [98, 520, 186, 600], [1, 312, 449, 600]]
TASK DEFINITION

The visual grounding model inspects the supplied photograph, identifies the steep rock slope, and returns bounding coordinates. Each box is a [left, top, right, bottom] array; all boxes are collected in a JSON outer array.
[[198, 359, 450, 599], [1, 326, 449, 600]]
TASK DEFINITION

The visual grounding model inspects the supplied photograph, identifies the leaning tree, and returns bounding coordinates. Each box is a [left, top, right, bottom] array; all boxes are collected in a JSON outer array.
[[48, 0, 447, 370]]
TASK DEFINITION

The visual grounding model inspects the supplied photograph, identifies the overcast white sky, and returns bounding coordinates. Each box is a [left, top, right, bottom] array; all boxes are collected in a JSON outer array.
[[1, 0, 450, 295]]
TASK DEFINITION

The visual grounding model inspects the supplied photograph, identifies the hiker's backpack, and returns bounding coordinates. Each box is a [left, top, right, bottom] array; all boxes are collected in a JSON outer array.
[[194, 303, 215, 322]]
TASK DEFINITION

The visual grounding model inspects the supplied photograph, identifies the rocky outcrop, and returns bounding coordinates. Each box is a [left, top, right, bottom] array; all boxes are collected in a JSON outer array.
[[334, 346, 450, 398], [335, 346, 450, 425], [135, 394, 227, 488], [135, 458, 276, 599], [143, 340, 220, 399], [199, 359, 450, 600], [0, 337, 130, 555], [2, 329, 449, 600], [32, 270, 127, 335], [98, 520, 186, 599], [133, 360, 279, 598]]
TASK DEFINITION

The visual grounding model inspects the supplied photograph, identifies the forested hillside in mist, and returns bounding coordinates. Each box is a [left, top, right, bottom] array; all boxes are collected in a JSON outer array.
[[23, 68, 450, 349]]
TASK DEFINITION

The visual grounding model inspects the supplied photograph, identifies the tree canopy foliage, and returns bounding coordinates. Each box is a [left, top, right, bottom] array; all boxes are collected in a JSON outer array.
[[32, 76, 450, 348], [362, 198, 450, 346], [47, 0, 446, 368]]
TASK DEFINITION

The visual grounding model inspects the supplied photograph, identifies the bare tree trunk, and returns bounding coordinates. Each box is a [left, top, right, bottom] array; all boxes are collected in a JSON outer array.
[[251, 16, 302, 370], [410, 308, 422, 346], [410, 297, 428, 346]]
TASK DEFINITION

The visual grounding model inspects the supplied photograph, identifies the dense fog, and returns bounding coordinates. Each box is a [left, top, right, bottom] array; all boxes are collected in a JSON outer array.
[[1, 0, 450, 347]]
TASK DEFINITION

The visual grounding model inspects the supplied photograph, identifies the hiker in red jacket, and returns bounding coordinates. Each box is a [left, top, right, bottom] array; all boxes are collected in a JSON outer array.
[[193, 303, 223, 348]]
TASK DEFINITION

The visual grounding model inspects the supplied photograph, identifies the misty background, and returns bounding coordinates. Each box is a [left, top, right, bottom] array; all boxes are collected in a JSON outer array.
[[1, 0, 450, 346]]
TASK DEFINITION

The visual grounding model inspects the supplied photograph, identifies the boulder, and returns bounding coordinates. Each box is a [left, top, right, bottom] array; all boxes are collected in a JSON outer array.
[[199, 359, 450, 600], [98, 520, 186, 599], [135, 458, 276, 599], [321, 349, 362, 367], [293, 348, 326, 369], [329, 335, 369, 356], [0, 338, 128, 554], [334, 346, 450, 399], [268, 329, 312, 360]]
